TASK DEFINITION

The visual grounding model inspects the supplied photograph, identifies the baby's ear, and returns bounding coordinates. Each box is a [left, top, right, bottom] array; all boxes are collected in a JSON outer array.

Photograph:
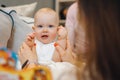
[[32, 26, 35, 30]]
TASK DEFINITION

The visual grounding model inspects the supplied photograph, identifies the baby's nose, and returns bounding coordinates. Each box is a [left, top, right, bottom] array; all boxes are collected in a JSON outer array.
[[43, 28, 48, 32]]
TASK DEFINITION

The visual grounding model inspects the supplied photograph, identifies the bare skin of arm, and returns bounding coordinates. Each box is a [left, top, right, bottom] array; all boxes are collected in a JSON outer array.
[[54, 36, 77, 64], [52, 26, 69, 62], [18, 32, 37, 65]]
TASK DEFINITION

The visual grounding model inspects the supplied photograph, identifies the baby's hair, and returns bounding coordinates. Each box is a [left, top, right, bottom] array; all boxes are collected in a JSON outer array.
[[34, 8, 59, 23], [36, 8, 56, 13]]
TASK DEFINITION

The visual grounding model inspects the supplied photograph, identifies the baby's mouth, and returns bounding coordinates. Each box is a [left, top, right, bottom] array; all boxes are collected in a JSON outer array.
[[41, 35, 48, 38]]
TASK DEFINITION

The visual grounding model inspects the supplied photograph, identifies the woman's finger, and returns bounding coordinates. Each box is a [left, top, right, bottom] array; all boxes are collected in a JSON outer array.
[[54, 43, 65, 57], [32, 43, 36, 54], [18, 42, 25, 55], [31, 43, 38, 62], [23, 42, 30, 49], [18, 42, 37, 65], [66, 36, 72, 50], [66, 36, 77, 61], [18, 42, 28, 64]]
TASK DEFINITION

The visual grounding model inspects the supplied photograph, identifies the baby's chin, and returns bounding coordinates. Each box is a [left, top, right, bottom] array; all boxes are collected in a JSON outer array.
[[38, 38, 56, 44], [40, 40, 54, 44]]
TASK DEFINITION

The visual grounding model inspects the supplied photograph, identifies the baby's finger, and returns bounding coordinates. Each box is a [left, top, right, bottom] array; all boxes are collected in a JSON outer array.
[[27, 36, 32, 41], [59, 25, 64, 28], [27, 32, 35, 39], [57, 25, 64, 31], [26, 33, 35, 43], [28, 35, 34, 39], [31, 32, 35, 38]]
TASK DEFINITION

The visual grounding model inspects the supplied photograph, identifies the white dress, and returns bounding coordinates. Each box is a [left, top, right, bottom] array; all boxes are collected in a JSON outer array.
[[35, 39, 55, 64], [35, 40, 77, 80]]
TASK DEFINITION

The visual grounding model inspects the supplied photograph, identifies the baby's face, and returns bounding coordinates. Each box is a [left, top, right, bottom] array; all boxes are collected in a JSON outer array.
[[33, 13, 58, 44]]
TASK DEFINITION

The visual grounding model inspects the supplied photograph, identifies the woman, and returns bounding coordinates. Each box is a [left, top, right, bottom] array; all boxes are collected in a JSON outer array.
[[75, 0, 120, 80], [19, 0, 120, 80], [65, 2, 88, 62]]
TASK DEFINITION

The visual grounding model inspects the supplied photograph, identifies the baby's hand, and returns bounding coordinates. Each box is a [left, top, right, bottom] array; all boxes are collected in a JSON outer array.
[[25, 32, 35, 48], [57, 26, 67, 40]]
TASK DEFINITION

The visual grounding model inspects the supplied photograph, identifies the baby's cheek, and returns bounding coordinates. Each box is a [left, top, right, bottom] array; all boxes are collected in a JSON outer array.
[[53, 33, 57, 38], [51, 33, 57, 39]]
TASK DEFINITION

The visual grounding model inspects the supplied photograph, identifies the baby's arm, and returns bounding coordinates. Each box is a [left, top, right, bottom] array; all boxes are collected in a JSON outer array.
[[25, 32, 35, 49]]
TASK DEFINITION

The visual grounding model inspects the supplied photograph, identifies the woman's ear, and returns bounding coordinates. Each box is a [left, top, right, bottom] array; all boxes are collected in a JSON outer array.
[[32, 26, 35, 30]]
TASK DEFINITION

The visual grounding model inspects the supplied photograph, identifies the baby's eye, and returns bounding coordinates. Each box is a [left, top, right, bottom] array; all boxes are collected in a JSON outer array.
[[38, 25, 43, 28], [48, 25, 54, 28]]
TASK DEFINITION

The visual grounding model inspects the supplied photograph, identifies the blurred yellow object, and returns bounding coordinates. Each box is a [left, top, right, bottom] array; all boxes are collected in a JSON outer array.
[[0, 66, 52, 80], [0, 48, 52, 80]]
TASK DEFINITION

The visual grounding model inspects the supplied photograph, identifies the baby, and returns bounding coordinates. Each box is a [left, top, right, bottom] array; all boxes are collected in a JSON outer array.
[[25, 8, 67, 64]]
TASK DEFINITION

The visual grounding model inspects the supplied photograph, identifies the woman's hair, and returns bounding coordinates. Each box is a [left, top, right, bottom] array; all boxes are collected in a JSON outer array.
[[76, 0, 120, 80]]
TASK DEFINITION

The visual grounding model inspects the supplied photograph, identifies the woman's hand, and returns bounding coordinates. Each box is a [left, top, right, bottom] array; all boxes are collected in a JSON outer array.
[[55, 37, 77, 64], [18, 42, 38, 65]]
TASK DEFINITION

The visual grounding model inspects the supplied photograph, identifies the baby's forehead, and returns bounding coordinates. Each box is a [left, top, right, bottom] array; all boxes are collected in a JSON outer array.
[[40, 12, 57, 17], [35, 11, 58, 21], [36, 8, 58, 17], [34, 8, 59, 24], [36, 12, 58, 22]]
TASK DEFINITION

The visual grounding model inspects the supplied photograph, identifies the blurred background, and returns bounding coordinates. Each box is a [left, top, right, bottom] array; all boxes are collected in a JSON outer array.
[[0, 0, 55, 15]]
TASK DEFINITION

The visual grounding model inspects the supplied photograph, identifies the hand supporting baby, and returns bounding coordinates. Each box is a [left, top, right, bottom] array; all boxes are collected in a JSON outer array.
[[18, 33, 38, 65], [57, 26, 68, 56], [18, 25, 75, 66], [52, 26, 68, 62], [54, 26, 76, 63]]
